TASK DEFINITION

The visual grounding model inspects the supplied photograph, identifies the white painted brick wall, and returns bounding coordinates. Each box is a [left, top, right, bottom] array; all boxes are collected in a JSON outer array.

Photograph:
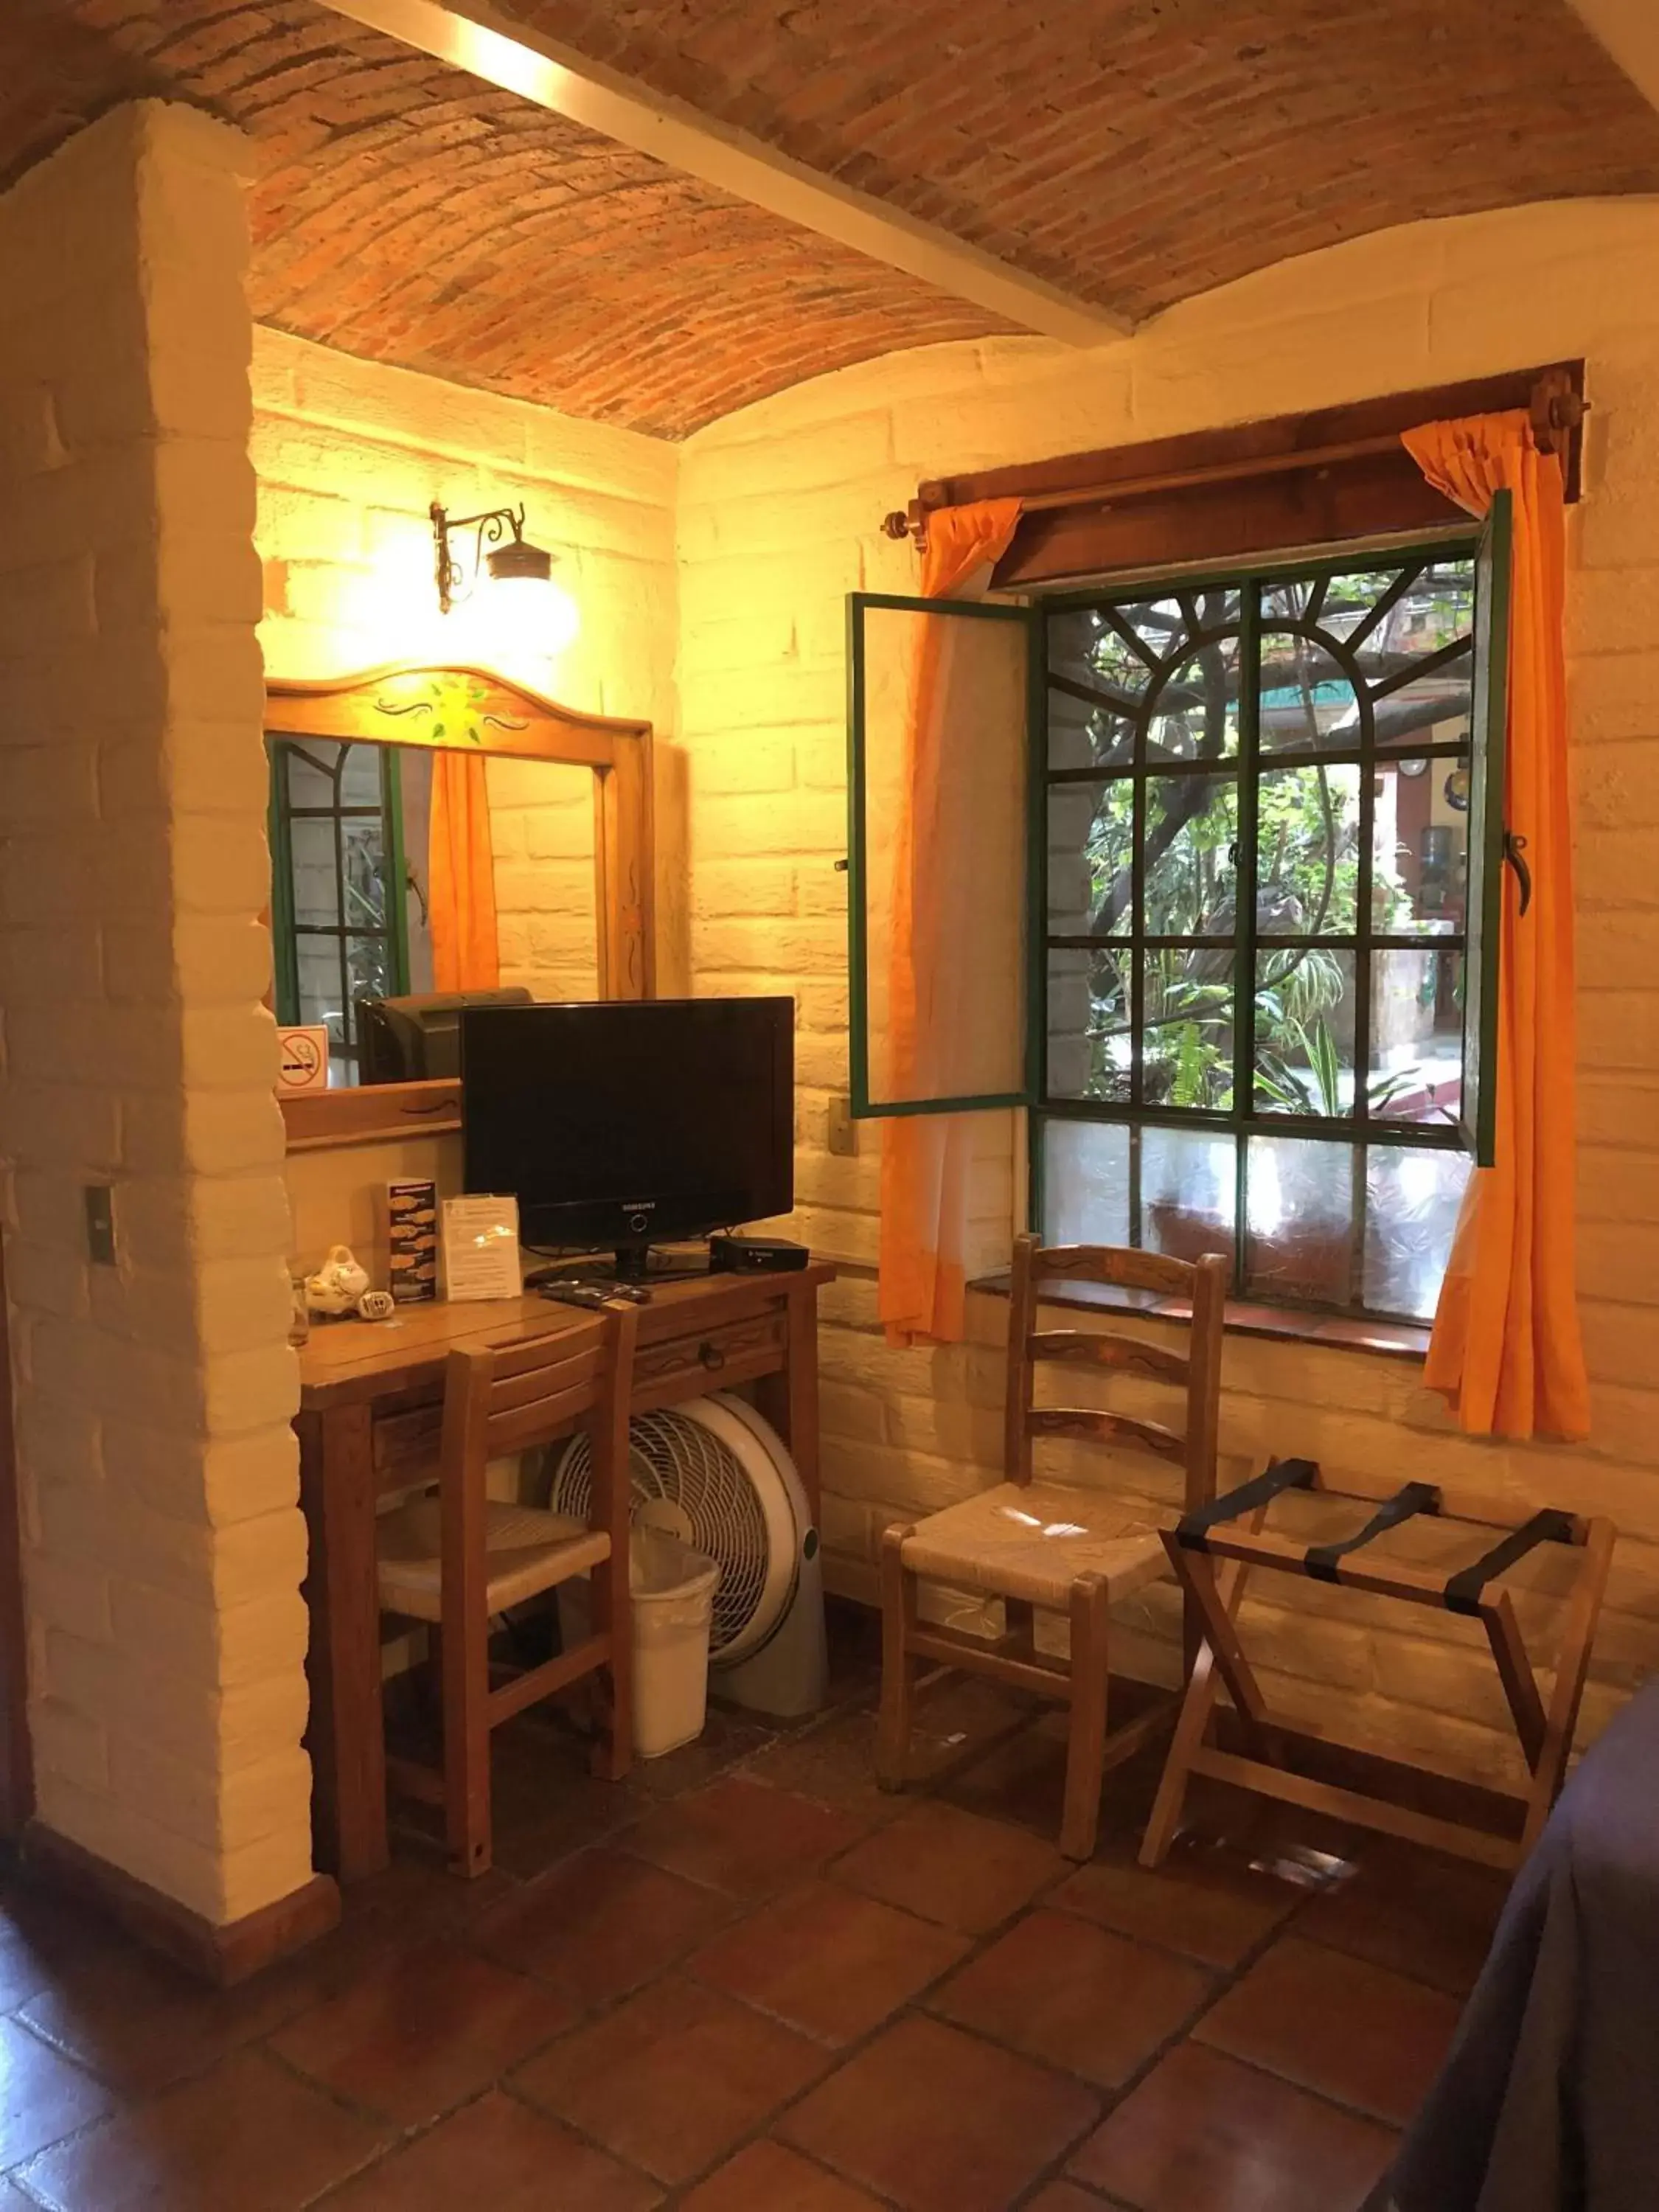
[[0, 102, 307, 1925], [678, 200, 1659, 1792], [251, 326, 686, 1001], [260, 338, 685, 1249]]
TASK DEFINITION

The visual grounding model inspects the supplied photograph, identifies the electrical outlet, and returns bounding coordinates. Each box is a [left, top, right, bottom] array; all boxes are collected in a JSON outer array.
[[827, 1095, 858, 1158], [83, 1185, 116, 1267]]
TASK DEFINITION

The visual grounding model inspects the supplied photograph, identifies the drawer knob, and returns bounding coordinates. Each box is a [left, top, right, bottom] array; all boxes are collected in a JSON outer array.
[[698, 1340, 726, 1371]]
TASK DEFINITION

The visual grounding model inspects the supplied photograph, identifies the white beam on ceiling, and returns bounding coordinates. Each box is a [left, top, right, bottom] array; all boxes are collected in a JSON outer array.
[[1565, 0, 1659, 114], [319, 0, 1131, 347]]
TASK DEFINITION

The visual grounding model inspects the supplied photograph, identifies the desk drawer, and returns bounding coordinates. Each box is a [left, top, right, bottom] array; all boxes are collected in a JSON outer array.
[[368, 1310, 788, 1486], [373, 1398, 442, 1491], [633, 1310, 787, 1408]]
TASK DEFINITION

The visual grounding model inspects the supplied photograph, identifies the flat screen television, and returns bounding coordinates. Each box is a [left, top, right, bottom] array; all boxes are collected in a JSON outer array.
[[461, 997, 794, 1276]]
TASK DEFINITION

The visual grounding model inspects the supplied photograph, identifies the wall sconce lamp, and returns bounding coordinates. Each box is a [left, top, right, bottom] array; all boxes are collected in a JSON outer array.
[[430, 501, 580, 655]]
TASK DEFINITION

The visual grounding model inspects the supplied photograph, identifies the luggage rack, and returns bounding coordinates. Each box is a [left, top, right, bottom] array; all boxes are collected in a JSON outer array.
[[1139, 1458, 1615, 1874]]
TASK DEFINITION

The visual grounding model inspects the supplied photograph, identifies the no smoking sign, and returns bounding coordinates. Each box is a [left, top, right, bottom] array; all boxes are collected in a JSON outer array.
[[276, 1025, 330, 1093]]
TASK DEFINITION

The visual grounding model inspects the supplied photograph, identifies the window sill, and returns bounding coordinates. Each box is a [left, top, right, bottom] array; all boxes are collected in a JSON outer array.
[[969, 1272, 1430, 1363]]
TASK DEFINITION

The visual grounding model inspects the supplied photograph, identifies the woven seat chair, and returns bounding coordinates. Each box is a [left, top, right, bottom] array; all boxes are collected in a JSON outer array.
[[376, 1304, 638, 1877], [876, 1234, 1227, 1860]]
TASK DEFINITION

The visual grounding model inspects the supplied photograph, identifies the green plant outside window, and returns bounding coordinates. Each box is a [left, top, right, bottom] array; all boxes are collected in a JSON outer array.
[[846, 509, 1511, 1323]]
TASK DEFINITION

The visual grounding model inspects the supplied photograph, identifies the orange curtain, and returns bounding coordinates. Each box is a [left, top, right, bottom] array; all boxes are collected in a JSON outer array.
[[879, 499, 1024, 1347], [428, 751, 501, 993], [1402, 413, 1588, 1440]]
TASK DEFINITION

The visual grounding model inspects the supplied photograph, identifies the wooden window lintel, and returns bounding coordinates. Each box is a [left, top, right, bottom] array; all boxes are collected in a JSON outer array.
[[880, 362, 1585, 588]]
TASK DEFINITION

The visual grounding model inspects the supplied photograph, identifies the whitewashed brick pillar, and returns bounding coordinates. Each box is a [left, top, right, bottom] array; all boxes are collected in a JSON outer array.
[[0, 102, 311, 1924]]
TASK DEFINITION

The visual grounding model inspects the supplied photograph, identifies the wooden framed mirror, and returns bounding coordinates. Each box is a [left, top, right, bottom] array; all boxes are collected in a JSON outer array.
[[267, 664, 653, 1150]]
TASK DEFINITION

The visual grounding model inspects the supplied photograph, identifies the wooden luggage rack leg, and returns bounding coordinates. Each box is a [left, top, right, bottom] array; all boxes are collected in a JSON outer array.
[[1140, 1458, 1615, 1874]]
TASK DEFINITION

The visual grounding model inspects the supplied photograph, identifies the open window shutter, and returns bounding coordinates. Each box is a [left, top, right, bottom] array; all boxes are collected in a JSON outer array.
[[846, 592, 1037, 1118], [266, 741, 301, 1026], [1460, 488, 1513, 1167]]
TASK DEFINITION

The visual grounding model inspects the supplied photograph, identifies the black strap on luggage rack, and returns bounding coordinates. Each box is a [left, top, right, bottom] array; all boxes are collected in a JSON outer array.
[[1442, 1509, 1578, 1616], [1176, 1458, 1318, 1551], [1303, 1481, 1442, 1582]]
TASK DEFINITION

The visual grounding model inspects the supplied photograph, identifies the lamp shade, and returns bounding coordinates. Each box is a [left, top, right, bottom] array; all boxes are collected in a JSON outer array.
[[485, 536, 552, 587]]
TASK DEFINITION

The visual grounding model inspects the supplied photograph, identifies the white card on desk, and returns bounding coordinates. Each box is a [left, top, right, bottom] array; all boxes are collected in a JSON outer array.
[[440, 1195, 523, 1302]]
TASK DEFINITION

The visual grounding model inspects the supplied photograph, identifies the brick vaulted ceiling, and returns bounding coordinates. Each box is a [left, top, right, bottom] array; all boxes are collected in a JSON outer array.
[[7, 0, 1659, 439]]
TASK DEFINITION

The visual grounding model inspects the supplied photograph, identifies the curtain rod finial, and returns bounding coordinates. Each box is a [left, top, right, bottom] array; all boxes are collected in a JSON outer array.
[[1530, 368, 1586, 456], [880, 501, 928, 549]]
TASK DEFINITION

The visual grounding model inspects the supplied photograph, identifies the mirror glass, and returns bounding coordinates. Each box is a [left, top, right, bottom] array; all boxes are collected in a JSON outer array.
[[267, 735, 600, 1086]]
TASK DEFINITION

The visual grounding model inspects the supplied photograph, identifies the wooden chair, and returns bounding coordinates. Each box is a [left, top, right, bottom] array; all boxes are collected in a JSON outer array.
[[376, 1304, 639, 1877], [876, 1236, 1228, 1860], [1139, 1456, 1616, 1873]]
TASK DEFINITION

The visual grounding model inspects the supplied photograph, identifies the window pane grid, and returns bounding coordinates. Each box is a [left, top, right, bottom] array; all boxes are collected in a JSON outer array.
[[1040, 544, 1479, 1318], [269, 736, 406, 1082]]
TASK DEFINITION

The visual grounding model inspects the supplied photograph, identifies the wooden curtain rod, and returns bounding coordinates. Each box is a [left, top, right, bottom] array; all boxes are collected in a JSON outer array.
[[880, 372, 1586, 549]]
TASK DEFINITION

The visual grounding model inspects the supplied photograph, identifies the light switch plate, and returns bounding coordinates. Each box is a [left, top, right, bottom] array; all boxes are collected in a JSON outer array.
[[827, 1095, 858, 1157], [83, 1186, 116, 1267]]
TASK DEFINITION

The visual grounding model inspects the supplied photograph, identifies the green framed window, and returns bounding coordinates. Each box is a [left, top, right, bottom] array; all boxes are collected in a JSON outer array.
[[846, 498, 1512, 1323], [267, 737, 422, 1085]]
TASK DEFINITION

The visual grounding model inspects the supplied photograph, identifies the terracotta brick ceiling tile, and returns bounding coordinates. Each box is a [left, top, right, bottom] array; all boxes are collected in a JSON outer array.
[[499, 0, 1659, 314], [3, 0, 1657, 436]]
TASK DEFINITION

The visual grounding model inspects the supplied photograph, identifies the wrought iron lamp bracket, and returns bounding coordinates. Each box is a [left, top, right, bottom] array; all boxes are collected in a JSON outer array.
[[431, 501, 528, 616]]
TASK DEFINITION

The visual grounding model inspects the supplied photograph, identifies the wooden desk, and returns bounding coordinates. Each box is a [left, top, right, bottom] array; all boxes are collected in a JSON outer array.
[[296, 1263, 834, 1882]]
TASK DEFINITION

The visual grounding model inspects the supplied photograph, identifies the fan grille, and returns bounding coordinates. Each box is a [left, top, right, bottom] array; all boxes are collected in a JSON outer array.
[[548, 1408, 771, 1655]]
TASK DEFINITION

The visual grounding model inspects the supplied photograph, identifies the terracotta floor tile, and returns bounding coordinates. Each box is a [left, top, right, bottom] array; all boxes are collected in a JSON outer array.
[[1296, 1840, 1508, 1994], [321, 2089, 661, 2211], [468, 1717, 636, 1880], [738, 1709, 902, 1830], [1026, 2184, 1112, 2212], [15, 1927, 331, 2098], [780, 2014, 1097, 2212], [0, 2015, 118, 2167], [619, 1705, 775, 1804], [268, 1938, 575, 2127], [1051, 1834, 1301, 1969], [833, 1799, 1065, 1934], [894, 1673, 1040, 1775], [1070, 2040, 1397, 2212], [943, 1709, 1166, 1844], [691, 1879, 968, 2045], [16, 2047, 386, 2212], [328, 1849, 521, 1944], [679, 2139, 888, 2211], [939, 1714, 1073, 1837], [625, 1776, 865, 1902], [1194, 1935, 1459, 2125], [473, 1845, 737, 2007], [930, 1910, 1211, 2089], [0, 1889, 114, 2014], [513, 1973, 827, 2185], [1177, 1778, 1374, 1885]]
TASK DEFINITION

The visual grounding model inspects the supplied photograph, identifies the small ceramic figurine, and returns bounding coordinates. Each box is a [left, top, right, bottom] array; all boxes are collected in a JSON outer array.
[[306, 1244, 371, 1318], [355, 1289, 395, 1323]]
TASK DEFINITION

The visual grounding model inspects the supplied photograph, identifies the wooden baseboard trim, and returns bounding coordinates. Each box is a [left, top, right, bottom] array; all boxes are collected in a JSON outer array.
[[21, 1823, 341, 1986]]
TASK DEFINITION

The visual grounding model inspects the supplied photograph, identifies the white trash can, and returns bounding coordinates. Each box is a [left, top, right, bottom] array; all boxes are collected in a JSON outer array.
[[630, 1527, 720, 1759]]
